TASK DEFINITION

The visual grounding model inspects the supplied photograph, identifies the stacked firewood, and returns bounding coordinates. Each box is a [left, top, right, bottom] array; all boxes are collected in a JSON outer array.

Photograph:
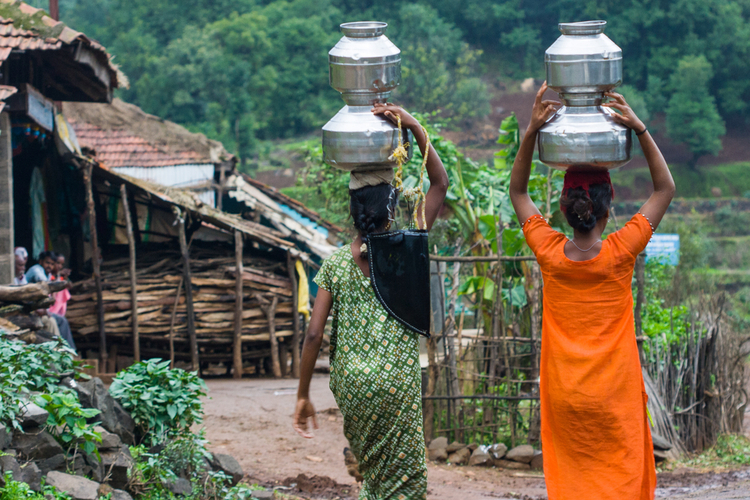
[[68, 247, 294, 363]]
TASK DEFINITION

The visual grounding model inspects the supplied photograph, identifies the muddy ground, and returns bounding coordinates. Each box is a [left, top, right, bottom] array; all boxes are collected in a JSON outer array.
[[202, 376, 750, 500]]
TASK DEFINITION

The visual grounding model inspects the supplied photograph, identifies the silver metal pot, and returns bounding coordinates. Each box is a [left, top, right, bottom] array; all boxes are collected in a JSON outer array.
[[538, 20, 631, 170], [322, 21, 412, 172]]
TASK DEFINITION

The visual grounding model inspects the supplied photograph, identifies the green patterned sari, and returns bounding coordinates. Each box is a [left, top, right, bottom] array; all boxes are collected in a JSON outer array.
[[314, 245, 427, 500]]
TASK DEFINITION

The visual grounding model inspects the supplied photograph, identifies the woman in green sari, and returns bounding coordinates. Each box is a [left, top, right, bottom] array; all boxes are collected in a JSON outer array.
[[293, 103, 448, 500]]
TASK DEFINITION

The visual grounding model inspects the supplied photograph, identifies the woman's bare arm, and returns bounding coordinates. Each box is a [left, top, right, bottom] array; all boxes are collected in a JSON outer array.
[[603, 92, 675, 229], [293, 289, 333, 438], [372, 103, 449, 230], [510, 83, 560, 223]]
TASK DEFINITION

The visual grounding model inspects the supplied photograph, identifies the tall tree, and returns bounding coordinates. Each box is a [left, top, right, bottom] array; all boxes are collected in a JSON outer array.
[[666, 55, 725, 168]]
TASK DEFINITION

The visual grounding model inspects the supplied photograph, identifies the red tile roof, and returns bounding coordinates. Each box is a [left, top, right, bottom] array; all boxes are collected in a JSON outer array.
[[72, 121, 207, 168], [65, 99, 236, 168], [0, 0, 124, 89]]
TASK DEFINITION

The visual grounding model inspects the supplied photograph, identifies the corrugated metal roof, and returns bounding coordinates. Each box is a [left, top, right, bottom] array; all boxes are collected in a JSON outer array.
[[0, 0, 124, 89]]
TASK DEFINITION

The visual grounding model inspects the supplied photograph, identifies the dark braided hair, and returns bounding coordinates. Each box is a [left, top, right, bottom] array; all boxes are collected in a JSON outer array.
[[560, 183, 612, 233], [349, 184, 398, 256]]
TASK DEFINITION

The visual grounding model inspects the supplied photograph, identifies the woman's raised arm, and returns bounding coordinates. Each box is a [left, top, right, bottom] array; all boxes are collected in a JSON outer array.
[[510, 83, 560, 223], [372, 103, 449, 231], [603, 92, 675, 230]]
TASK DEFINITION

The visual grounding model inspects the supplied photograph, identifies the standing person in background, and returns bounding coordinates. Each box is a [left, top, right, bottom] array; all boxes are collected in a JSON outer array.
[[25, 251, 76, 351], [293, 103, 449, 500], [509, 84, 674, 500], [49, 253, 72, 318], [14, 247, 28, 285]]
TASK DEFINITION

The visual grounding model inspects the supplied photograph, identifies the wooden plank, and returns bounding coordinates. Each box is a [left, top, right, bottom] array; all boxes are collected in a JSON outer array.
[[121, 184, 140, 362], [233, 230, 243, 380], [258, 294, 281, 378]]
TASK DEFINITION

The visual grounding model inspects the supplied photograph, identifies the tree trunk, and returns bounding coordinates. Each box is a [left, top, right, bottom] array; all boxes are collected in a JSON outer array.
[[177, 209, 199, 371], [84, 162, 106, 370]]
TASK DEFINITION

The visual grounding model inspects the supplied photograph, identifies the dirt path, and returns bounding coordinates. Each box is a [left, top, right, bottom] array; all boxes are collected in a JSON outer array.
[[202, 376, 749, 500]]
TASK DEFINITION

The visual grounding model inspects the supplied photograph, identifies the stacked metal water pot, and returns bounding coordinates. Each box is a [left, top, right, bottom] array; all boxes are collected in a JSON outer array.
[[322, 21, 412, 171], [538, 20, 632, 170]]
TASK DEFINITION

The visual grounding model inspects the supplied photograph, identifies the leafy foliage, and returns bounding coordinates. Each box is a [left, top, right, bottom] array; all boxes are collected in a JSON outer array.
[[129, 431, 259, 500], [671, 434, 750, 468], [666, 55, 726, 165], [0, 335, 87, 429], [34, 392, 101, 457], [0, 476, 73, 500], [109, 359, 207, 445]]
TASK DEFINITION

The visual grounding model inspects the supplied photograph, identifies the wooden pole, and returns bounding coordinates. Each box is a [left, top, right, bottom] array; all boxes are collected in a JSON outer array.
[[233, 230, 243, 379], [120, 184, 140, 363], [176, 209, 199, 371], [287, 252, 301, 378], [84, 162, 107, 370], [167, 277, 184, 368], [257, 294, 281, 377]]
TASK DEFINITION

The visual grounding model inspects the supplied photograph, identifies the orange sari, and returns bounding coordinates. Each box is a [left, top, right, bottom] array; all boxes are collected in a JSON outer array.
[[523, 213, 656, 500]]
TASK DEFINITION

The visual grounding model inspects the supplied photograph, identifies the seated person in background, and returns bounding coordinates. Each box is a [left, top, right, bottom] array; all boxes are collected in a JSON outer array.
[[14, 247, 28, 285], [25, 251, 55, 283], [25, 251, 76, 352], [49, 253, 72, 317]]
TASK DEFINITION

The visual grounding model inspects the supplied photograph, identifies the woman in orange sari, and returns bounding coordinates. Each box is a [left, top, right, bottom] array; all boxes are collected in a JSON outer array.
[[510, 84, 675, 500]]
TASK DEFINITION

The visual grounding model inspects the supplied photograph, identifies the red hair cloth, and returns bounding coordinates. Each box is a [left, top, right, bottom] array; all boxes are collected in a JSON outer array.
[[561, 170, 615, 213]]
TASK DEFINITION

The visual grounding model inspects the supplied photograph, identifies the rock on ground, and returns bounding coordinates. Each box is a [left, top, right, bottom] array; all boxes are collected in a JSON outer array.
[[94, 426, 122, 450], [652, 433, 672, 451], [19, 403, 49, 428], [468, 447, 492, 467], [447, 447, 471, 466], [428, 447, 448, 462], [11, 429, 63, 460], [74, 377, 135, 445], [506, 444, 535, 463], [251, 491, 274, 499], [488, 443, 508, 460], [530, 452, 543, 471], [20, 462, 42, 491], [99, 446, 134, 490], [446, 441, 466, 453], [35, 453, 66, 475], [428, 437, 448, 450], [495, 459, 531, 470], [209, 453, 244, 486], [45, 471, 100, 500], [0, 424, 12, 450], [165, 477, 192, 496], [0, 455, 22, 484], [111, 490, 133, 500]]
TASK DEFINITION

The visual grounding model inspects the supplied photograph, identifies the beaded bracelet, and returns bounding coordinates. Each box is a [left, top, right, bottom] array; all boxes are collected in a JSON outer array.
[[638, 212, 655, 233], [521, 214, 546, 228]]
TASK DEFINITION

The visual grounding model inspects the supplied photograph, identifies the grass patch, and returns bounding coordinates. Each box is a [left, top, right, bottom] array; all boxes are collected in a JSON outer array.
[[615, 162, 750, 199], [663, 434, 750, 471]]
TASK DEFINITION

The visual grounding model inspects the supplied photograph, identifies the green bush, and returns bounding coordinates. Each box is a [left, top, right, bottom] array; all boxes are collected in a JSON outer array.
[[109, 359, 207, 445], [129, 432, 258, 500], [0, 475, 73, 499], [0, 334, 88, 429], [33, 392, 101, 457]]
